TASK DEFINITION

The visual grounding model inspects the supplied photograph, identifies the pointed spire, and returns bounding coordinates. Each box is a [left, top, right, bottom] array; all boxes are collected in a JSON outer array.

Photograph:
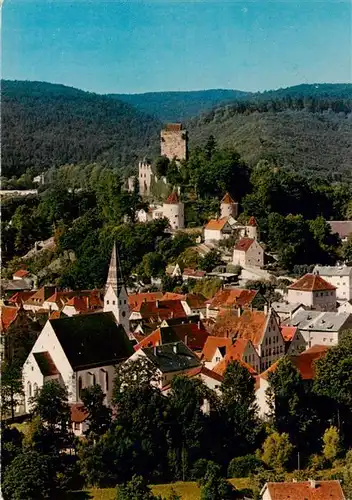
[[105, 242, 125, 295]]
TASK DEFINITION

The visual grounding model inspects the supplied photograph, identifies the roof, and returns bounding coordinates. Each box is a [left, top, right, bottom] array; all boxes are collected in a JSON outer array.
[[201, 336, 232, 362], [105, 242, 125, 296], [288, 273, 336, 291], [260, 345, 329, 381], [49, 310, 67, 320], [313, 265, 352, 277], [49, 312, 134, 370], [221, 192, 236, 204], [234, 238, 255, 252], [24, 286, 57, 306], [182, 268, 206, 278], [8, 291, 36, 305], [247, 216, 257, 227], [164, 123, 182, 131], [163, 292, 186, 300], [136, 322, 209, 352], [2, 279, 33, 291], [207, 288, 257, 310], [264, 480, 345, 499], [280, 326, 297, 342], [142, 341, 201, 374], [161, 365, 223, 391], [204, 218, 231, 231], [213, 357, 257, 376], [271, 302, 303, 314], [33, 351, 59, 376], [13, 269, 29, 278], [328, 220, 352, 239], [70, 404, 88, 423], [285, 310, 351, 332], [132, 299, 186, 321], [128, 292, 164, 310], [0, 306, 18, 332], [212, 310, 270, 346], [183, 293, 207, 309], [165, 192, 179, 204]]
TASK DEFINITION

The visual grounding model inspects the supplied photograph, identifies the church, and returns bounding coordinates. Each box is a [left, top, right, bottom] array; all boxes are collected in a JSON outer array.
[[22, 243, 133, 413]]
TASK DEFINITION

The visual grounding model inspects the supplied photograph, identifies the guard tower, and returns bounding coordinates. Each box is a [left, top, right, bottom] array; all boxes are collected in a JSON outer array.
[[160, 123, 188, 162]]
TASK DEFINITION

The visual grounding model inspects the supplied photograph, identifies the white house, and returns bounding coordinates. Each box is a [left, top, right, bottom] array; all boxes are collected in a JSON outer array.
[[286, 273, 337, 311], [233, 238, 264, 268], [271, 301, 305, 322], [338, 300, 352, 314], [220, 192, 238, 219], [313, 265, 352, 302], [204, 217, 233, 243], [260, 480, 345, 500], [22, 311, 134, 412], [283, 309, 352, 347], [135, 192, 184, 230]]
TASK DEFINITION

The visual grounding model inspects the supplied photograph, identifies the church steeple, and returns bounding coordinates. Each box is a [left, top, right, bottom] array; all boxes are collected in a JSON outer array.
[[104, 242, 130, 336]]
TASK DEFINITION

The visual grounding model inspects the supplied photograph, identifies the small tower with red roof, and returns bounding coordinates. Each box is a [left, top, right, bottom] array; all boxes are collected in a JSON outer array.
[[246, 216, 258, 240], [162, 191, 184, 230], [220, 192, 238, 219]]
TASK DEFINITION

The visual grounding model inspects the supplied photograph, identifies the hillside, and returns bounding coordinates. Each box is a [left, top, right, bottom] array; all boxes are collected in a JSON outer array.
[[187, 108, 352, 181], [1, 80, 161, 177], [109, 89, 250, 122]]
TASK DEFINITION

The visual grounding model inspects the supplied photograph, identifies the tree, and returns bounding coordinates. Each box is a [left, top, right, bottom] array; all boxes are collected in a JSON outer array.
[[1, 362, 24, 422], [116, 475, 159, 500], [322, 426, 340, 462], [261, 432, 293, 471], [200, 249, 223, 273], [2, 451, 57, 500], [199, 462, 236, 500], [343, 450, 352, 500], [80, 384, 112, 440], [137, 252, 165, 279], [155, 156, 170, 178], [1, 424, 23, 474]]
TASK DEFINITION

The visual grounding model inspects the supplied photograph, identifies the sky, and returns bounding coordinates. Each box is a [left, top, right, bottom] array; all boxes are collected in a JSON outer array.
[[2, 0, 351, 94]]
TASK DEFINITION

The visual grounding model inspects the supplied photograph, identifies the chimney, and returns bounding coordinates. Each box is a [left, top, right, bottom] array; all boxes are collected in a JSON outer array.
[[184, 334, 188, 346], [264, 304, 268, 316], [156, 300, 159, 308], [153, 345, 157, 356], [309, 480, 316, 489], [173, 343, 178, 354], [237, 306, 242, 317], [198, 320, 201, 329]]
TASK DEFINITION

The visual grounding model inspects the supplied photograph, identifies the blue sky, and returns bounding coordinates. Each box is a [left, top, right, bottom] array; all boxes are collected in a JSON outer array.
[[2, 0, 351, 94]]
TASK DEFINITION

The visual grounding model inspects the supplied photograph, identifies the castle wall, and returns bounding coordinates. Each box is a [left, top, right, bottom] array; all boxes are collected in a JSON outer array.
[[161, 130, 188, 161]]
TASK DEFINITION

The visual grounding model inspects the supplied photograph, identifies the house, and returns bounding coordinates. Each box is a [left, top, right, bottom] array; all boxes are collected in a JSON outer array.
[[201, 336, 233, 369], [161, 365, 224, 398], [165, 263, 182, 278], [271, 301, 305, 322], [7, 291, 36, 306], [287, 273, 337, 311], [284, 309, 352, 347], [281, 326, 306, 355], [313, 265, 352, 302], [182, 268, 207, 281], [61, 292, 103, 316], [328, 220, 352, 242], [0, 305, 19, 362], [129, 299, 186, 328], [212, 308, 285, 371], [256, 345, 329, 418], [22, 286, 57, 312], [203, 217, 233, 243], [206, 288, 258, 320], [212, 338, 261, 375], [12, 269, 30, 281], [22, 311, 134, 412], [261, 479, 345, 500], [233, 238, 264, 268], [181, 293, 207, 317], [128, 341, 201, 388], [70, 403, 89, 437], [338, 300, 352, 314], [135, 320, 209, 352], [220, 192, 238, 219]]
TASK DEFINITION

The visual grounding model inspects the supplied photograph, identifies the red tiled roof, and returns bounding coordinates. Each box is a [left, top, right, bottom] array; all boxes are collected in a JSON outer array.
[[212, 310, 269, 346], [183, 293, 207, 309], [247, 216, 257, 227], [201, 336, 232, 362], [207, 288, 257, 310], [8, 291, 35, 305], [13, 269, 29, 278], [136, 321, 209, 352], [288, 273, 336, 291], [204, 218, 230, 231], [163, 292, 186, 300], [221, 192, 236, 204], [161, 365, 223, 391], [280, 326, 297, 342], [164, 123, 182, 132], [234, 237, 255, 252], [265, 480, 345, 499], [24, 286, 57, 306], [70, 404, 88, 423], [213, 357, 257, 376], [128, 292, 164, 310], [49, 311, 67, 320], [165, 192, 179, 204], [133, 299, 186, 321], [0, 306, 18, 332], [183, 268, 206, 278]]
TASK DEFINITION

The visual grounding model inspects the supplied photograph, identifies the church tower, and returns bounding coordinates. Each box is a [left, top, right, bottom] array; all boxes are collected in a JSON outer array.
[[246, 216, 258, 240], [103, 242, 130, 335], [220, 192, 238, 219]]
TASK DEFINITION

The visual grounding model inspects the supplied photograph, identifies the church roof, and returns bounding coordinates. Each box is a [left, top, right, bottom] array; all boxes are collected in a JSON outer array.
[[247, 216, 257, 227], [49, 312, 133, 371], [105, 242, 125, 296], [221, 193, 235, 204], [165, 192, 179, 204]]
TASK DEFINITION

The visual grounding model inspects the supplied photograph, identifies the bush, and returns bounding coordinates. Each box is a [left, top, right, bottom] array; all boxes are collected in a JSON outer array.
[[227, 454, 263, 478], [191, 459, 219, 480]]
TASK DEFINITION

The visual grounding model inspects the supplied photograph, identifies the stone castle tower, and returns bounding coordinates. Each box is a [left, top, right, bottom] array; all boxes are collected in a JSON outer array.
[[162, 191, 184, 230], [246, 216, 258, 240], [103, 242, 130, 335], [160, 123, 188, 162], [220, 192, 239, 219]]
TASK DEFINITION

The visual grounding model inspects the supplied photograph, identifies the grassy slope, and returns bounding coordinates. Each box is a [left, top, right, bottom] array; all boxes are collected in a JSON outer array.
[[187, 110, 352, 179]]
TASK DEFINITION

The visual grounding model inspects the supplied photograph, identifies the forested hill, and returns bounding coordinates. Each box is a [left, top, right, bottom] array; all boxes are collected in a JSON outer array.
[[1, 80, 161, 177], [109, 89, 250, 122]]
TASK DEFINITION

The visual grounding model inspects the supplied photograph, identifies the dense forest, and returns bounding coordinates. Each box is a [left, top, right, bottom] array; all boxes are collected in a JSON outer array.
[[1, 80, 161, 177], [2, 80, 352, 181]]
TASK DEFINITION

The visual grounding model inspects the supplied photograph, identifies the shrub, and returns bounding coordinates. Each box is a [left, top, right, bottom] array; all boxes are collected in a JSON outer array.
[[227, 454, 263, 478]]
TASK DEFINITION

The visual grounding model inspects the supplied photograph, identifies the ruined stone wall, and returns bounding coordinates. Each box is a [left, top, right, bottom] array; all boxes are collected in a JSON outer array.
[[160, 129, 188, 161]]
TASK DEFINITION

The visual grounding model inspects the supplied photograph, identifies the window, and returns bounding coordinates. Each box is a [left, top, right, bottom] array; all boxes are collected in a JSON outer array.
[[33, 383, 38, 395], [124, 299, 127, 304], [27, 382, 32, 398], [78, 376, 83, 397], [112, 300, 115, 305], [105, 371, 109, 392], [122, 311, 126, 317], [106, 300, 109, 305], [74, 423, 80, 431], [215, 356, 220, 362], [92, 373, 96, 385]]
